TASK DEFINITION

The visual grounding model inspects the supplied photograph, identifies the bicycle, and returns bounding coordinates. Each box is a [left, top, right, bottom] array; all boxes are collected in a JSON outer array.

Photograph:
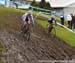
[[46, 24, 56, 38], [22, 22, 30, 41]]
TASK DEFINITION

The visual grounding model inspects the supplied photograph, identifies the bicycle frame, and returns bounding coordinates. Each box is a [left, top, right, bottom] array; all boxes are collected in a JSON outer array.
[[22, 21, 31, 41]]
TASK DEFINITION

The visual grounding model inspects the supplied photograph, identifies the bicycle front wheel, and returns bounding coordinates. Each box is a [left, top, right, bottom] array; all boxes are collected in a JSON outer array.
[[24, 31, 30, 41]]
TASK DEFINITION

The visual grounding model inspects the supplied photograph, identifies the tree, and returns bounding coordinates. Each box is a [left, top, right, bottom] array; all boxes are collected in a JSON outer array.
[[45, 2, 51, 9], [39, 0, 45, 8], [31, 0, 36, 6]]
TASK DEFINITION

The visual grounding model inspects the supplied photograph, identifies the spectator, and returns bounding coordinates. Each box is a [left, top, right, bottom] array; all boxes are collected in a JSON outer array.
[[67, 14, 72, 28], [60, 14, 64, 26], [70, 14, 74, 29], [73, 15, 75, 29]]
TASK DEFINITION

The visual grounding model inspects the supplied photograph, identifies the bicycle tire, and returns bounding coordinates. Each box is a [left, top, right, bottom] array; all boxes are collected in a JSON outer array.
[[50, 27, 56, 38], [46, 24, 49, 33], [22, 24, 31, 41], [46, 24, 53, 33], [24, 30, 30, 41], [46, 24, 56, 38]]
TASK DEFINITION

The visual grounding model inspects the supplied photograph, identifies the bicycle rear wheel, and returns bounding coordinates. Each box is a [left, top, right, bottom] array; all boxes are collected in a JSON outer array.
[[50, 27, 56, 38], [46, 24, 49, 33], [46, 24, 56, 38], [46, 24, 53, 33]]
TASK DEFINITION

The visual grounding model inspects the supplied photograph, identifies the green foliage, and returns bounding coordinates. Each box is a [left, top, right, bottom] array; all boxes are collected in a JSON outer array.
[[45, 2, 51, 10], [39, 0, 51, 9], [31, 0, 39, 8], [31, 0, 36, 6], [39, 0, 45, 8], [31, 0, 51, 10]]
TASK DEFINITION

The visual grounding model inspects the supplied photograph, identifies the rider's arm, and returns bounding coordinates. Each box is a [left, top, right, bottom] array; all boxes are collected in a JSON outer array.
[[31, 14, 35, 26], [22, 13, 27, 22]]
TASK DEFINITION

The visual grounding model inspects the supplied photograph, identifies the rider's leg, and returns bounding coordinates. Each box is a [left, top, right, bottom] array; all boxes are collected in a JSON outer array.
[[23, 21, 27, 33], [28, 20, 33, 32], [21, 21, 26, 32], [48, 23, 53, 32]]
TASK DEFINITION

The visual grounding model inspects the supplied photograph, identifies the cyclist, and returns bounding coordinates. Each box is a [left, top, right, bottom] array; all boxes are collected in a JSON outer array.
[[22, 10, 34, 31], [47, 17, 54, 32]]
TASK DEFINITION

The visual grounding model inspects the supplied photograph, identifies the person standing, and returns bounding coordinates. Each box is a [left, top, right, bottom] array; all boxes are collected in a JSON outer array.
[[60, 14, 64, 26], [73, 15, 75, 29], [70, 14, 74, 29], [67, 14, 72, 29]]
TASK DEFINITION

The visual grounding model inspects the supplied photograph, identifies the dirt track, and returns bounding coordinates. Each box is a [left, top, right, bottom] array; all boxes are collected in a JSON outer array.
[[0, 23, 75, 63]]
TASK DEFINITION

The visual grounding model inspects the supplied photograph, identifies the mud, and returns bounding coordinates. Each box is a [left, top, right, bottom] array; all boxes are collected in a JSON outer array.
[[0, 23, 75, 63]]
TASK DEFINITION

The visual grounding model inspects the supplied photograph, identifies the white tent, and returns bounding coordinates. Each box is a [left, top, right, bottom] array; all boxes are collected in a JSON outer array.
[[49, 0, 75, 8]]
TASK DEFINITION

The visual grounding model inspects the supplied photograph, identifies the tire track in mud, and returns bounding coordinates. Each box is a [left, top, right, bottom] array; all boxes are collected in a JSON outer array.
[[32, 32, 75, 60], [49, 38, 75, 59], [0, 28, 75, 63]]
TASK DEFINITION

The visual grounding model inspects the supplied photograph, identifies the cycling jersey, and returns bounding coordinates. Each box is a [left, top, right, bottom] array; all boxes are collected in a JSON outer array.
[[22, 13, 34, 25], [48, 17, 54, 24]]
